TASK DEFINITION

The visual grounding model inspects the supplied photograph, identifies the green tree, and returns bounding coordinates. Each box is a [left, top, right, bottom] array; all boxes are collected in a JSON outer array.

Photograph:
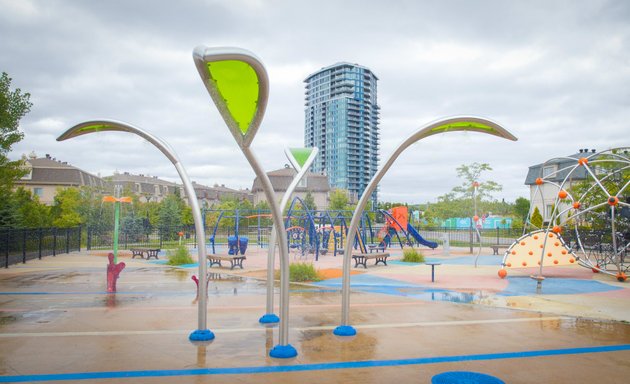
[[329, 189, 350, 211], [77, 186, 113, 232], [513, 197, 530, 225], [158, 194, 183, 230], [51, 188, 83, 227], [451, 162, 502, 202], [13, 187, 51, 228], [303, 192, 317, 211], [0, 72, 32, 228], [0, 72, 32, 195], [530, 206, 543, 229]]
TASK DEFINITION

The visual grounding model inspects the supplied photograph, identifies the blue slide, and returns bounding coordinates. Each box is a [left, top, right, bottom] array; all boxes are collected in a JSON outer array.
[[406, 223, 438, 249]]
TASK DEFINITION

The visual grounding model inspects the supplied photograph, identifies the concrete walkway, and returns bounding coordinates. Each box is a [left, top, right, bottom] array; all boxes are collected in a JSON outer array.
[[1, 247, 629, 383]]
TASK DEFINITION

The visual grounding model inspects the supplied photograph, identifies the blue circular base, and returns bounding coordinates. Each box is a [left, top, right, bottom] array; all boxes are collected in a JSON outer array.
[[188, 329, 215, 341], [269, 344, 298, 359], [259, 313, 280, 324], [432, 371, 504, 384], [333, 325, 357, 337]]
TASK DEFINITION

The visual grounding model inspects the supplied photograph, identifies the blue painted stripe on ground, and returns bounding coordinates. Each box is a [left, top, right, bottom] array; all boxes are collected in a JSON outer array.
[[1, 344, 628, 382]]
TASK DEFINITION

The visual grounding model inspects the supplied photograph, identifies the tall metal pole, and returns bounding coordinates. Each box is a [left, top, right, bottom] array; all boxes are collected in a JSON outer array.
[[260, 148, 318, 324]]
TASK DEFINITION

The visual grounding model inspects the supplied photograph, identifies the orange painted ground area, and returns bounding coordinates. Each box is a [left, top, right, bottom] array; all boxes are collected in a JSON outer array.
[[318, 268, 364, 279]]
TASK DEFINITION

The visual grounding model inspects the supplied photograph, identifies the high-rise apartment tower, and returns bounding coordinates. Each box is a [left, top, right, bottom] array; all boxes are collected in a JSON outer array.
[[304, 62, 380, 206]]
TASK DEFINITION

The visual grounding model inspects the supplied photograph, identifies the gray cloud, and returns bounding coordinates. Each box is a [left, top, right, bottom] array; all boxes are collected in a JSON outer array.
[[3, 0, 629, 204]]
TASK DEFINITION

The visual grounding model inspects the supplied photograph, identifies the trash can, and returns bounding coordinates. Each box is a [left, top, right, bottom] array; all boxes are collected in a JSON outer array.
[[239, 236, 248, 255], [228, 236, 238, 255]]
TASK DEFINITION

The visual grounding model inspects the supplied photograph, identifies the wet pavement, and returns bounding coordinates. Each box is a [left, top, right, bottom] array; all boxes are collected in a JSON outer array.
[[1, 249, 630, 383]]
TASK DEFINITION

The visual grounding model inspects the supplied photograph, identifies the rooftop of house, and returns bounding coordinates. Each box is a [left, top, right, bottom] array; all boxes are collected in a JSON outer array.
[[524, 148, 596, 185], [17, 154, 107, 188], [251, 166, 330, 193], [106, 172, 179, 186]]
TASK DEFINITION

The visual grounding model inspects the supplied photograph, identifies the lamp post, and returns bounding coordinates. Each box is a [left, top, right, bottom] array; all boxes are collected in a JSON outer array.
[[192, 46, 297, 358], [334, 116, 517, 337], [57, 120, 214, 342]]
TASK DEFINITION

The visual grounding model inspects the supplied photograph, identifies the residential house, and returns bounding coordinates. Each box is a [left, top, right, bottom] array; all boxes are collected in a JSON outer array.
[[15, 154, 108, 205], [251, 166, 331, 209]]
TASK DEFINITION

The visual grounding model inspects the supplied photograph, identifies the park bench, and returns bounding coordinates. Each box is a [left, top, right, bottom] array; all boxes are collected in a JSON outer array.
[[351, 252, 390, 268], [368, 244, 386, 253], [130, 248, 160, 260], [207, 254, 246, 270]]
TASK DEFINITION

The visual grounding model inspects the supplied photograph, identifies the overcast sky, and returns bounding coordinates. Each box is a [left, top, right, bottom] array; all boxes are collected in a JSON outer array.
[[2, 0, 629, 204]]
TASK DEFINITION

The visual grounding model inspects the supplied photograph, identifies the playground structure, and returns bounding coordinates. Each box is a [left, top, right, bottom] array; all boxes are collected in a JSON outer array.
[[499, 147, 630, 282], [375, 206, 438, 250], [206, 210, 250, 255]]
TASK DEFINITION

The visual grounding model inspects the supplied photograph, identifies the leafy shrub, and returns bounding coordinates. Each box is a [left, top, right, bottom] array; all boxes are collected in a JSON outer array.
[[276, 262, 321, 282], [166, 245, 194, 265], [402, 248, 425, 263]]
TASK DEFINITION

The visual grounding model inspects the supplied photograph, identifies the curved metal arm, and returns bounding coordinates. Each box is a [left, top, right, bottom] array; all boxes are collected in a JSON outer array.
[[339, 115, 517, 327], [57, 119, 211, 335]]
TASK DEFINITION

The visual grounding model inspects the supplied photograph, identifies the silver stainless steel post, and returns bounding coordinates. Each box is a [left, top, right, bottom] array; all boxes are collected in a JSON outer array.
[[334, 116, 517, 336], [57, 120, 213, 341], [260, 148, 318, 324], [192, 46, 298, 358], [241, 147, 292, 353]]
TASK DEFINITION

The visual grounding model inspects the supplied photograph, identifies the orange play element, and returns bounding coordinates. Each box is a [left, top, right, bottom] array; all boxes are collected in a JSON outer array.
[[535, 177, 543, 185], [501, 230, 576, 274], [498, 269, 507, 279], [389, 206, 408, 231], [573, 201, 581, 209], [592, 265, 600, 273], [473, 215, 479, 222], [552, 226, 562, 234], [608, 196, 619, 206], [558, 190, 568, 199], [102, 196, 132, 203], [578, 157, 588, 166], [616, 272, 627, 282]]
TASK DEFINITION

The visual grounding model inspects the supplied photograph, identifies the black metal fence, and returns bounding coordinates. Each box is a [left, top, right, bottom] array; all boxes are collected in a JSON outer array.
[[412, 227, 524, 248], [1, 227, 82, 268], [86, 225, 198, 251]]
